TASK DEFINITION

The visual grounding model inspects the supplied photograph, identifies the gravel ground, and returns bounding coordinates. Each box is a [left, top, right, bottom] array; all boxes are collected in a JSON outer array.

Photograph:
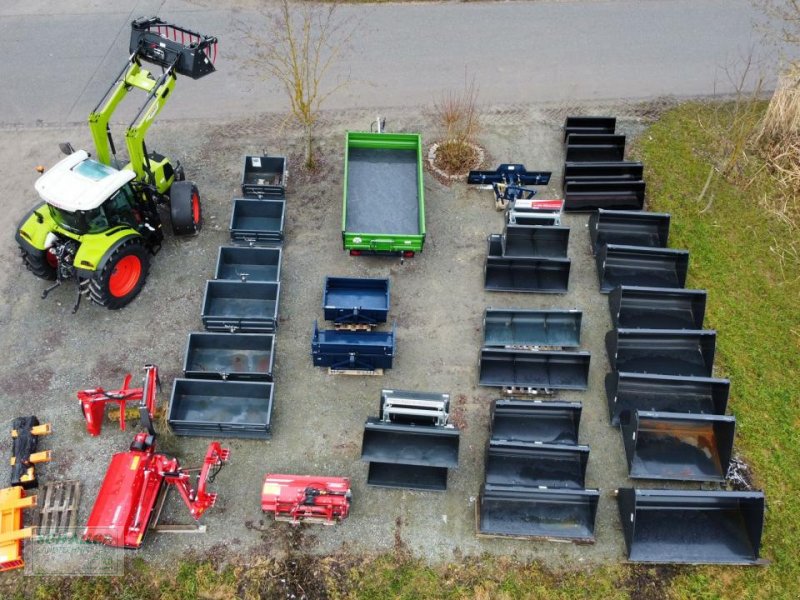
[[0, 103, 654, 567]]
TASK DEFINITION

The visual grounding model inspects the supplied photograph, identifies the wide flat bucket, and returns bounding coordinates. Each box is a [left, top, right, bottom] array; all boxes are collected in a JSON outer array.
[[490, 400, 581, 444], [562, 161, 643, 187], [605, 372, 730, 426], [589, 210, 670, 254], [215, 246, 282, 283], [621, 411, 735, 481], [479, 348, 591, 391], [485, 441, 589, 489], [563, 116, 616, 140], [617, 488, 765, 564], [565, 134, 626, 162], [484, 256, 571, 293], [502, 225, 570, 258], [483, 309, 582, 348], [606, 329, 716, 377], [478, 484, 599, 542], [609, 286, 707, 329], [564, 181, 646, 212], [597, 244, 688, 293]]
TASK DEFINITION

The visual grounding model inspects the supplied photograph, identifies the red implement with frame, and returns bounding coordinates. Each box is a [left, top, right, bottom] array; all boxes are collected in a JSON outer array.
[[83, 433, 229, 548], [78, 364, 159, 436], [261, 474, 351, 525]]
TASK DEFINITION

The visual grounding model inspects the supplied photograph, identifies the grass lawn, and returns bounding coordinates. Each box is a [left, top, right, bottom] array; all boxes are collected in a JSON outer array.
[[2, 101, 797, 599]]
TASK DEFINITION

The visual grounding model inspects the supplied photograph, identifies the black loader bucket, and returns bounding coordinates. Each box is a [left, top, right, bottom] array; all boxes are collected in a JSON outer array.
[[483, 309, 582, 348], [502, 225, 570, 258], [361, 418, 460, 491], [563, 116, 616, 140], [620, 411, 735, 481], [485, 441, 589, 489], [596, 244, 688, 293], [479, 348, 591, 391], [490, 400, 581, 444], [565, 134, 626, 162], [606, 329, 716, 377], [589, 210, 670, 254], [605, 372, 730, 426], [609, 286, 707, 329], [564, 181, 646, 212], [617, 488, 765, 564], [562, 161, 643, 187], [478, 484, 600, 542], [484, 256, 570, 293]]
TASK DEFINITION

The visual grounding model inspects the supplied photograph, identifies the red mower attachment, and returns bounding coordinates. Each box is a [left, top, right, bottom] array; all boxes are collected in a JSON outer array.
[[83, 433, 229, 549], [261, 474, 351, 525], [78, 365, 159, 436]]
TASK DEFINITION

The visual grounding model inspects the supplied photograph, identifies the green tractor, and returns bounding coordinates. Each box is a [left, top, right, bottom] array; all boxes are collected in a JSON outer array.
[[15, 17, 217, 311]]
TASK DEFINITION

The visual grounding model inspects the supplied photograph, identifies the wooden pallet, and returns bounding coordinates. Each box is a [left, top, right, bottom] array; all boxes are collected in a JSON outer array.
[[33, 480, 81, 538], [332, 323, 375, 331], [328, 368, 384, 376], [502, 386, 554, 397]]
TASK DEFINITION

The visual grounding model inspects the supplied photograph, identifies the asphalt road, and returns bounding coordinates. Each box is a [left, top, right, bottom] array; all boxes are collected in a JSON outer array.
[[0, 0, 783, 127]]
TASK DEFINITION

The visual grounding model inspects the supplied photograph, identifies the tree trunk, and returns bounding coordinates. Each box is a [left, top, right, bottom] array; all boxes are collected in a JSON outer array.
[[304, 126, 315, 170]]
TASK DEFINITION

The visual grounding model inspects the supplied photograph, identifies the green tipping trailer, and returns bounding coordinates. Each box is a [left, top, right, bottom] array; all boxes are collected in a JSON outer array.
[[342, 131, 426, 256]]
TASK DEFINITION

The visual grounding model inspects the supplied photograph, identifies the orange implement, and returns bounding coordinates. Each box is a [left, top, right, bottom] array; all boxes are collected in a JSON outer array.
[[0, 486, 37, 571]]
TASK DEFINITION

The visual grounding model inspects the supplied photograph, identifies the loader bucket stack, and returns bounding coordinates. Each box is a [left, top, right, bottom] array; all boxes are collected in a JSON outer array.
[[360, 390, 459, 491], [478, 400, 599, 542]]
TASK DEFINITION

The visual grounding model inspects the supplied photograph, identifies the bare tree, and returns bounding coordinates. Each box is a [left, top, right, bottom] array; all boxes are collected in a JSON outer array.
[[244, 0, 354, 170]]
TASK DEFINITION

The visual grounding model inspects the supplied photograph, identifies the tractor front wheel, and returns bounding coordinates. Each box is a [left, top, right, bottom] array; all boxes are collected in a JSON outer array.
[[88, 239, 150, 310], [170, 181, 202, 235], [20, 248, 57, 281]]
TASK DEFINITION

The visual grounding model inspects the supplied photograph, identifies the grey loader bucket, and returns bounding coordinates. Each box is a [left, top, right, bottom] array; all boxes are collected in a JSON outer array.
[[183, 332, 275, 381], [564, 181, 646, 212], [606, 329, 716, 377], [215, 246, 282, 283], [485, 441, 589, 489], [609, 286, 707, 329], [501, 226, 570, 258], [605, 372, 730, 426], [617, 488, 765, 564], [597, 245, 689, 293], [361, 390, 459, 491], [620, 411, 735, 481], [589, 210, 670, 254], [201, 280, 280, 333], [478, 484, 600, 542], [479, 348, 591, 391], [483, 309, 582, 348], [490, 400, 581, 444], [484, 256, 571, 293]]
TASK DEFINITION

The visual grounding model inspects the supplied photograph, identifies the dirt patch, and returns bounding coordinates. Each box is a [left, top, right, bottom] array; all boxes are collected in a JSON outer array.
[[624, 565, 681, 600]]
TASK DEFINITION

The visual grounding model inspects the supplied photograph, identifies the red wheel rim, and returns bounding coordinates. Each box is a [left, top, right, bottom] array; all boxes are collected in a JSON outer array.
[[45, 250, 58, 268], [191, 192, 200, 225], [109, 255, 142, 298]]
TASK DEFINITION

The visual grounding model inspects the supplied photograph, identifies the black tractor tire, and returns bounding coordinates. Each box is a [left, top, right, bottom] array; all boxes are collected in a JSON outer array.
[[20, 248, 57, 281], [88, 238, 150, 310], [170, 181, 202, 236]]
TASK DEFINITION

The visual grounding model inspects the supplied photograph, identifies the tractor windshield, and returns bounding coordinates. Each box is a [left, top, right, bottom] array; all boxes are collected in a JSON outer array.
[[48, 205, 109, 235]]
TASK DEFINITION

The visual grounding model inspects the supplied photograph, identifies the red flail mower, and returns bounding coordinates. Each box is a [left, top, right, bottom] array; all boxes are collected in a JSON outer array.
[[78, 364, 159, 436], [83, 432, 229, 548], [261, 474, 351, 525]]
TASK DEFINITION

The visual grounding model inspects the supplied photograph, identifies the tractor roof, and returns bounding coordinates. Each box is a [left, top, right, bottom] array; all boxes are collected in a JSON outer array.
[[35, 150, 135, 212]]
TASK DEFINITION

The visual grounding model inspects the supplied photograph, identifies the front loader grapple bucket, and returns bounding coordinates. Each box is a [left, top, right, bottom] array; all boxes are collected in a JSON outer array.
[[483, 308, 582, 348], [562, 161, 643, 187], [323, 277, 390, 325], [130, 17, 217, 79], [490, 400, 581, 444], [484, 256, 571, 293], [485, 441, 590, 489], [605, 372, 730, 426], [563, 116, 616, 140], [565, 134, 626, 162], [361, 418, 460, 491], [589, 210, 670, 254], [502, 226, 570, 258], [564, 181, 646, 212], [617, 488, 765, 564], [478, 484, 600, 542], [596, 244, 689, 293], [183, 332, 275, 381], [620, 411, 735, 481], [606, 329, 716, 377], [479, 348, 591, 391], [609, 286, 707, 329], [215, 246, 282, 283]]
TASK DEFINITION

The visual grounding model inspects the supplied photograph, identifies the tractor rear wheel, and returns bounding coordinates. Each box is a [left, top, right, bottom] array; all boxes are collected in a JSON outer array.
[[20, 248, 57, 281], [88, 238, 150, 310], [170, 181, 202, 235]]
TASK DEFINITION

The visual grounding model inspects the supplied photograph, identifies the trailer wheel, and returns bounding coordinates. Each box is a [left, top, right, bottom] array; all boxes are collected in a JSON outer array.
[[88, 239, 150, 310], [20, 247, 57, 280], [170, 181, 202, 235]]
